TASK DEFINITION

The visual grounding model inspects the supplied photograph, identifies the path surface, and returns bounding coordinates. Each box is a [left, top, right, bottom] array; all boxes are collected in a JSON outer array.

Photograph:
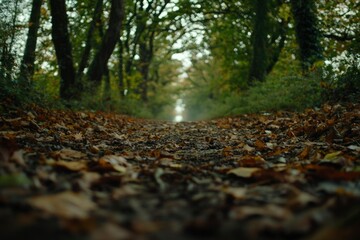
[[1, 103, 360, 239]]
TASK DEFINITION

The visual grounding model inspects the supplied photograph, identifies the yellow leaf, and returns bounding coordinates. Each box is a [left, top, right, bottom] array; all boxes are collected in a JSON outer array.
[[324, 151, 342, 160]]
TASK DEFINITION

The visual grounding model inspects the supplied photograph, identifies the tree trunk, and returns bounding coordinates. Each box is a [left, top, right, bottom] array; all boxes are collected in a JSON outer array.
[[290, 0, 323, 71], [48, 0, 77, 100], [76, 0, 103, 81], [19, 0, 42, 86], [139, 42, 150, 102], [248, 0, 269, 85], [87, 0, 125, 84], [118, 39, 125, 97]]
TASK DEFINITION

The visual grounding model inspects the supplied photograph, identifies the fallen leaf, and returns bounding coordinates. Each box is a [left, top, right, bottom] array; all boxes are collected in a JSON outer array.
[[254, 139, 267, 150], [229, 204, 292, 220], [112, 185, 139, 200], [238, 155, 266, 167], [323, 151, 342, 160], [97, 155, 130, 173], [227, 167, 260, 178], [74, 133, 83, 141], [288, 191, 318, 207], [27, 191, 96, 219], [223, 187, 247, 199], [55, 148, 86, 160], [91, 222, 133, 240], [223, 146, 233, 157], [154, 168, 166, 191], [53, 160, 87, 171], [243, 144, 255, 152], [299, 146, 311, 159], [347, 145, 360, 152]]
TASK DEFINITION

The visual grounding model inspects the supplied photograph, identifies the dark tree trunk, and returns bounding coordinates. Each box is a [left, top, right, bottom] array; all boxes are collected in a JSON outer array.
[[139, 42, 150, 102], [87, 0, 125, 84], [96, 9, 111, 99], [76, 0, 103, 81], [48, 0, 77, 100], [248, 0, 269, 85], [290, 0, 323, 70], [19, 0, 42, 86], [118, 39, 125, 97], [138, 29, 155, 102]]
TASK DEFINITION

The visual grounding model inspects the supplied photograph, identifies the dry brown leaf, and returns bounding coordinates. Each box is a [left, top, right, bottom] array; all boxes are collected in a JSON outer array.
[[223, 187, 247, 199], [229, 204, 293, 220], [289, 191, 318, 207], [299, 146, 311, 159], [254, 139, 267, 150], [91, 222, 133, 240], [27, 191, 96, 219], [54, 160, 87, 171], [56, 148, 86, 160], [112, 185, 139, 199], [74, 133, 83, 141], [238, 155, 266, 167], [10, 149, 26, 166], [98, 155, 130, 173], [227, 167, 260, 178], [222, 146, 233, 157], [78, 172, 101, 190], [243, 144, 255, 152]]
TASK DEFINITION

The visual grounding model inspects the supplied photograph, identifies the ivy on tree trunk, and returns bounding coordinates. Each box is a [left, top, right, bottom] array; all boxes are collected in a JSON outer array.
[[290, 0, 323, 71], [248, 0, 269, 85]]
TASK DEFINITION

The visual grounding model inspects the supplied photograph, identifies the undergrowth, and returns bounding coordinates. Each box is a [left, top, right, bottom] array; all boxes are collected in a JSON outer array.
[[185, 73, 323, 120]]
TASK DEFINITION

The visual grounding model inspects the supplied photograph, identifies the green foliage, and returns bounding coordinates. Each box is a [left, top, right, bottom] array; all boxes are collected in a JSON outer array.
[[185, 73, 323, 120], [322, 61, 360, 103], [0, 77, 61, 111], [65, 74, 175, 119], [0, 173, 31, 188]]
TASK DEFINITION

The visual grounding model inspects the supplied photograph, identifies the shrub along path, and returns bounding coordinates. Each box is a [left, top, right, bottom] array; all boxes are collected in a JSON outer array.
[[0, 103, 360, 239]]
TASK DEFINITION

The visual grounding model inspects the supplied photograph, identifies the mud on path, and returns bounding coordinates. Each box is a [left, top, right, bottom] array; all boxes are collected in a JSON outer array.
[[1, 103, 360, 239]]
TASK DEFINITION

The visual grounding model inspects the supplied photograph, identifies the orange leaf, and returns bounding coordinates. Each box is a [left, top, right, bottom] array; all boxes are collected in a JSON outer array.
[[298, 146, 311, 159], [254, 139, 266, 150]]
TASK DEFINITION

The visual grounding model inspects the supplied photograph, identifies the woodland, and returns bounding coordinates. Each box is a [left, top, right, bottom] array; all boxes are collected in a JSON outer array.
[[0, 0, 360, 239]]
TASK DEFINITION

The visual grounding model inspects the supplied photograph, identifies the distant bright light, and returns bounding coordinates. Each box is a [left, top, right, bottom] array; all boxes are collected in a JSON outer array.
[[174, 115, 183, 122], [175, 105, 184, 113], [174, 99, 185, 122]]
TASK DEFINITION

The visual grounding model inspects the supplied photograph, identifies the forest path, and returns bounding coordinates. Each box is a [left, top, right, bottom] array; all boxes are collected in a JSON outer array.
[[1, 103, 360, 239]]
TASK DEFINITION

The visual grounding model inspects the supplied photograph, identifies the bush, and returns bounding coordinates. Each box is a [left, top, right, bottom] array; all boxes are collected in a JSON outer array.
[[322, 62, 360, 103]]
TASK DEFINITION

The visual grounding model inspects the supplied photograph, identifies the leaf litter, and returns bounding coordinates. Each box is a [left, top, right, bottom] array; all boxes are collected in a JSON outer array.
[[0, 103, 360, 239]]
